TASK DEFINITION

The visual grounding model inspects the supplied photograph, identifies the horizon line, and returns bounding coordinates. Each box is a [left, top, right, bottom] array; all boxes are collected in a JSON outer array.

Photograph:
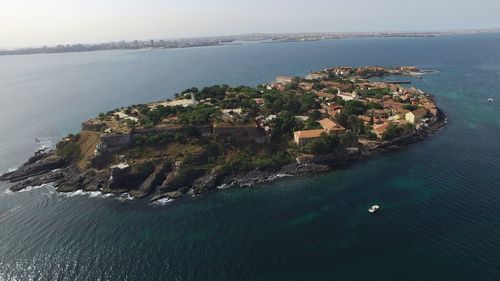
[[2, 27, 500, 50]]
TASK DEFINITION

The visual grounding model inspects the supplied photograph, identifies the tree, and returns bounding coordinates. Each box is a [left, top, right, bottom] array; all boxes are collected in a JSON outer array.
[[178, 104, 221, 124], [343, 100, 367, 115], [366, 102, 383, 110], [403, 104, 418, 111], [304, 133, 340, 154], [308, 110, 322, 121], [382, 123, 414, 140], [305, 120, 322, 129], [313, 82, 325, 91], [300, 93, 319, 112], [271, 111, 298, 141]]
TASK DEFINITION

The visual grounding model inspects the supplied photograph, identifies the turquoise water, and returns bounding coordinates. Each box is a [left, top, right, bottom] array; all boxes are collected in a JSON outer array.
[[1, 35, 500, 280]]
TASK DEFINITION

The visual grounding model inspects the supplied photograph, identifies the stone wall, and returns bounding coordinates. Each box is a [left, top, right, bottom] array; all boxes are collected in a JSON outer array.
[[82, 120, 106, 131], [101, 133, 132, 152]]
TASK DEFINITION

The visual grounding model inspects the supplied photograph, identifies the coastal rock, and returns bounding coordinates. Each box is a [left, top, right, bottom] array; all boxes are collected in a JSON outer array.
[[81, 170, 109, 192], [346, 147, 361, 158], [150, 190, 183, 202], [9, 170, 65, 192], [219, 163, 331, 189], [108, 164, 130, 189], [159, 168, 182, 191], [0, 151, 68, 182], [313, 153, 346, 166], [55, 167, 92, 192], [23, 149, 51, 166], [130, 165, 170, 198], [192, 172, 219, 195], [279, 163, 330, 175], [159, 165, 205, 192]]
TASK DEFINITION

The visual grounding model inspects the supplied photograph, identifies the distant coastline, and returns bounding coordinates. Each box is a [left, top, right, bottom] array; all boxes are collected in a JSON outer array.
[[1, 28, 500, 56]]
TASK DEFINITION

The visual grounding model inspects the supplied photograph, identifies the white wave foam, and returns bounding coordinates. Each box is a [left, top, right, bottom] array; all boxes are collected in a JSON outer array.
[[36, 137, 55, 150], [65, 190, 86, 197], [7, 167, 18, 173], [118, 193, 134, 201], [18, 183, 51, 192], [88, 191, 103, 198], [61, 190, 116, 199], [1, 189, 13, 196], [151, 197, 173, 206], [216, 183, 231, 190]]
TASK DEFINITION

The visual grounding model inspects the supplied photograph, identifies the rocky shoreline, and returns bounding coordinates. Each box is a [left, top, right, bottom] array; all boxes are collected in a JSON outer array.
[[0, 111, 446, 202]]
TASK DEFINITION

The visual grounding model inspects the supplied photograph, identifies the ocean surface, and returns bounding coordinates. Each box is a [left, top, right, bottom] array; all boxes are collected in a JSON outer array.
[[1, 34, 500, 281]]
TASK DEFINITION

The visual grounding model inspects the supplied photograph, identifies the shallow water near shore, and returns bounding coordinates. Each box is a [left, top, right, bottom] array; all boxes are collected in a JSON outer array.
[[1, 34, 500, 280]]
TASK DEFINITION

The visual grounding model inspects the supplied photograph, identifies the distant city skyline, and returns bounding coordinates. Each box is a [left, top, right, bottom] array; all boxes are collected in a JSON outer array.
[[2, 0, 500, 48]]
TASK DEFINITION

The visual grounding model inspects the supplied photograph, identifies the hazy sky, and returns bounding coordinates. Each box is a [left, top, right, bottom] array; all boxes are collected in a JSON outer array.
[[2, 0, 500, 47]]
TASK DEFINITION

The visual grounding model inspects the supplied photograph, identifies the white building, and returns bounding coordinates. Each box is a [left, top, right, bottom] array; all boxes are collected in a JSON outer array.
[[337, 92, 358, 101]]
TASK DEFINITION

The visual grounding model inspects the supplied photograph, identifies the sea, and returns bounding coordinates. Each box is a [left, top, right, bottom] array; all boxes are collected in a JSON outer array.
[[1, 34, 500, 281]]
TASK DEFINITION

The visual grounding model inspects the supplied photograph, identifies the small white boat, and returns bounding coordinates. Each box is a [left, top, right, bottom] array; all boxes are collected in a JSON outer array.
[[368, 205, 380, 213], [488, 98, 494, 102]]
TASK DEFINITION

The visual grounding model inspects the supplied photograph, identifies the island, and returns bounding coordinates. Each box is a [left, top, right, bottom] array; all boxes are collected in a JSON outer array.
[[0, 66, 446, 202]]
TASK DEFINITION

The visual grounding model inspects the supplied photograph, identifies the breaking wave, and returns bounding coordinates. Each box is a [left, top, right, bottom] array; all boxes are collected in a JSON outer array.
[[18, 184, 51, 193], [151, 197, 174, 206]]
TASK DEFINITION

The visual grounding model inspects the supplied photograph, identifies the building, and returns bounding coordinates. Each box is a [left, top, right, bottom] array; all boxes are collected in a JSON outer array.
[[267, 83, 286, 91], [276, 76, 294, 84], [253, 98, 265, 105], [393, 109, 411, 120], [299, 82, 314, 91], [323, 103, 343, 116], [405, 108, 427, 124], [294, 116, 309, 122], [373, 122, 390, 140], [318, 118, 346, 135], [305, 73, 327, 80], [338, 92, 358, 101], [382, 99, 406, 111], [293, 118, 346, 146], [316, 91, 336, 100], [421, 100, 438, 116], [293, 129, 326, 146]]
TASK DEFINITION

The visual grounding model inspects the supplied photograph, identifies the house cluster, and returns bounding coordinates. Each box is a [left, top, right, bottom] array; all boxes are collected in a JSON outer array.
[[267, 68, 438, 145], [84, 66, 438, 154]]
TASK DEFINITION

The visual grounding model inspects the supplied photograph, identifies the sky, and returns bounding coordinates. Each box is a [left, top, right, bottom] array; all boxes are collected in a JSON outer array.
[[1, 0, 500, 48]]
